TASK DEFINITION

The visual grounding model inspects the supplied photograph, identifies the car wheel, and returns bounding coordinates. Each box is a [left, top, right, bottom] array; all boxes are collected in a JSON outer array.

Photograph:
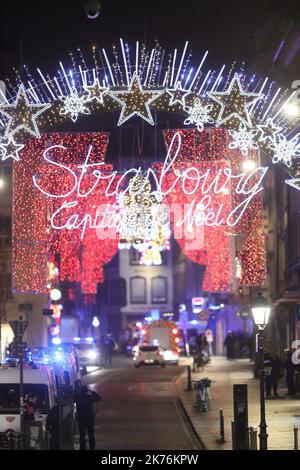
[[161, 363, 166, 368], [135, 364, 140, 368]]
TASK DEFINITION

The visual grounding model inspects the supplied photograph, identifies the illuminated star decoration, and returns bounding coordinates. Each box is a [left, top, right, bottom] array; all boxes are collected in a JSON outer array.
[[83, 78, 109, 105], [184, 98, 214, 132], [269, 133, 300, 167], [166, 83, 191, 108], [0, 84, 50, 139], [0, 136, 24, 161], [285, 177, 300, 192], [208, 73, 263, 128], [59, 88, 91, 122], [257, 118, 282, 144], [108, 73, 163, 126], [228, 123, 259, 156]]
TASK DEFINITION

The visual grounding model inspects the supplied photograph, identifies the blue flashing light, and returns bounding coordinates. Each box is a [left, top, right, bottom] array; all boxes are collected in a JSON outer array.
[[73, 337, 80, 342], [190, 320, 199, 325], [208, 305, 221, 311], [52, 337, 62, 345]]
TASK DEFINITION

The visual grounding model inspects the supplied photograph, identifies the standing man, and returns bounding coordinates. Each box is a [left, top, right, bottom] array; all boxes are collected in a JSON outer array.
[[103, 334, 115, 367], [75, 385, 101, 450], [284, 349, 296, 397]]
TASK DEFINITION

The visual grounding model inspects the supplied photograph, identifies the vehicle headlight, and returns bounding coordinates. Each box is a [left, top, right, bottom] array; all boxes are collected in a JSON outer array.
[[87, 351, 97, 360]]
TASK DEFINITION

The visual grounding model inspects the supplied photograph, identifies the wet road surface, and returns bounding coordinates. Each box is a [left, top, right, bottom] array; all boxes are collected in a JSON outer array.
[[83, 357, 203, 450]]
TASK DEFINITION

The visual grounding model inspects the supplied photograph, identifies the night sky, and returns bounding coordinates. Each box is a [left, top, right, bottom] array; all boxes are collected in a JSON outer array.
[[0, 0, 299, 163], [0, 0, 291, 71]]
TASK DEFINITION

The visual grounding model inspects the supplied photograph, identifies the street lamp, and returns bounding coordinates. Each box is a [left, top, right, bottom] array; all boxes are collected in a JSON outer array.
[[251, 292, 271, 451]]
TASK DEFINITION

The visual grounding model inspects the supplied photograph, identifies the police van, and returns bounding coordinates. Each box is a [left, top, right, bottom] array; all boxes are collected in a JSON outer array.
[[0, 364, 57, 446]]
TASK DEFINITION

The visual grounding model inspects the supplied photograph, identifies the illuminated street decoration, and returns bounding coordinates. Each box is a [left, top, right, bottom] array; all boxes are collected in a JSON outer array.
[[160, 128, 266, 290], [0, 137, 24, 161], [118, 175, 159, 249], [59, 88, 91, 122], [108, 73, 163, 126], [257, 118, 282, 145], [0, 84, 50, 140], [11, 39, 300, 295], [184, 98, 214, 131], [139, 223, 171, 266], [207, 73, 263, 128], [228, 123, 259, 156], [166, 83, 191, 107], [1, 40, 300, 169], [13, 133, 119, 295], [83, 78, 109, 105], [268, 133, 300, 167]]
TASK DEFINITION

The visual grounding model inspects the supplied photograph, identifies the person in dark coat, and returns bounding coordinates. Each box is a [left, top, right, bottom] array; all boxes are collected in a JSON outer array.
[[103, 334, 115, 367], [265, 355, 283, 398], [46, 401, 60, 450], [284, 350, 296, 396], [224, 331, 235, 359], [75, 385, 101, 450]]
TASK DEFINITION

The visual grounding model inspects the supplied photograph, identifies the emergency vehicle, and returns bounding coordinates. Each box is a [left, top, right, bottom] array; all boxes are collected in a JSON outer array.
[[141, 319, 180, 364], [0, 363, 57, 447]]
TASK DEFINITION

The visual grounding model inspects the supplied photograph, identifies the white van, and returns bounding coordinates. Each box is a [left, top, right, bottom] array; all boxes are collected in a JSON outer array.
[[0, 365, 57, 438]]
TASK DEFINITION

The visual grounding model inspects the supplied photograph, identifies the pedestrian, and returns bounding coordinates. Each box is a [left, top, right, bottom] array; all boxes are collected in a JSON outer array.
[[75, 385, 101, 450], [224, 331, 235, 359], [103, 334, 115, 367], [265, 354, 282, 398], [284, 349, 296, 397], [193, 348, 204, 372], [46, 401, 60, 450]]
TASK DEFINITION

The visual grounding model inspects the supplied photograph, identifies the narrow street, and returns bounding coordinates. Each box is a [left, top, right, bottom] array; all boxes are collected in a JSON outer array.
[[83, 358, 203, 450]]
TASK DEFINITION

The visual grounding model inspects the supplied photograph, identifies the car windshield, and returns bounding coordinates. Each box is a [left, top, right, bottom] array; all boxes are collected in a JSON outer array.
[[0, 384, 49, 413], [140, 346, 159, 352]]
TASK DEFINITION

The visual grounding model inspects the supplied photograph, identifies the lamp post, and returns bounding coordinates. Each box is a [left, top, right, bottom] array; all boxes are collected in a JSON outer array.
[[9, 316, 28, 447], [251, 292, 271, 451]]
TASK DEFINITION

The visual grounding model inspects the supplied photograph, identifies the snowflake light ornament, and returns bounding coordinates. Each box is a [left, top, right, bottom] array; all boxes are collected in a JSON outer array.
[[228, 123, 259, 156], [184, 98, 214, 132], [269, 133, 300, 167], [59, 89, 91, 122]]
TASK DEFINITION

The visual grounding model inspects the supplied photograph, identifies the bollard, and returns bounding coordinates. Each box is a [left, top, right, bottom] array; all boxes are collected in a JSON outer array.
[[216, 408, 226, 444], [231, 420, 236, 450], [249, 426, 257, 450], [186, 365, 193, 391], [294, 424, 299, 451]]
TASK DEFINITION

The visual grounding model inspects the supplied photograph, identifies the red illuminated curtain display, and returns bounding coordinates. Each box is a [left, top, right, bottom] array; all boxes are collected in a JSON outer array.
[[13, 133, 119, 295], [13, 129, 266, 296], [158, 128, 266, 291]]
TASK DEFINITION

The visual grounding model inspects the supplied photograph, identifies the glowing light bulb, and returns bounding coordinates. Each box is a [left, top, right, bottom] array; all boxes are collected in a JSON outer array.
[[242, 159, 257, 171], [284, 102, 300, 118]]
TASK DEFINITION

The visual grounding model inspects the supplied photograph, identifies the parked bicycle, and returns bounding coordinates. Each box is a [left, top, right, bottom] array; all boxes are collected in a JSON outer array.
[[192, 378, 212, 412]]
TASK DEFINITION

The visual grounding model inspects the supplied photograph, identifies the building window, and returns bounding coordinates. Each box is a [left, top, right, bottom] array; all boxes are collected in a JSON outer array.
[[151, 276, 167, 303], [130, 276, 146, 304]]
